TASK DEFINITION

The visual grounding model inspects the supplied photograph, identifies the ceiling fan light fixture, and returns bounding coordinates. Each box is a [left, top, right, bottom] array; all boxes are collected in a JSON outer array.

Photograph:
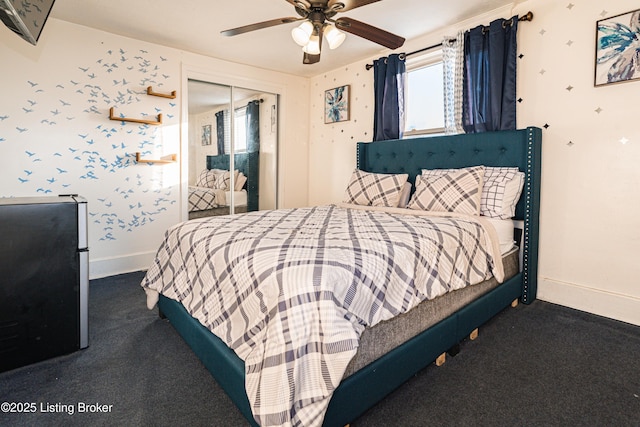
[[302, 33, 321, 55], [324, 24, 346, 49], [291, 21, 313, 46]]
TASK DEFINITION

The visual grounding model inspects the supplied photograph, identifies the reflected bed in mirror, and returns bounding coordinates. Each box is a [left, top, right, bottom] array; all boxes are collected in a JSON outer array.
[[188, 152, 259, 220]]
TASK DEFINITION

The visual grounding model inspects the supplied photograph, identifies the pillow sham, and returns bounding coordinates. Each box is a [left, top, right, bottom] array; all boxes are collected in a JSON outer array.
[[408, 166, 484, 215], [481, 167, 525, 219], [196, 169, 216, 188], [211, 169, 239, 191], [235, 172, 247, 191], [420, 166, 524, 219], [343, 169, 408, 207], [397, 182, 412, 208]]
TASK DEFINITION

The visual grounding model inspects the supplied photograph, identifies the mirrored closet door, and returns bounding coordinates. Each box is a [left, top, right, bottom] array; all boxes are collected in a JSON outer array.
[[187, 80, 278, 219]]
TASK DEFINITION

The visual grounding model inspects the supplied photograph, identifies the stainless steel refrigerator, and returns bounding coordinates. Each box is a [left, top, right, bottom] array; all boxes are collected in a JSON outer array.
[[0, 195, 89, 372]]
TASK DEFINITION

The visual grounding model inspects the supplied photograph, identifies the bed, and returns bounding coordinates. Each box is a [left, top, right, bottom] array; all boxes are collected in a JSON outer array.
[[143, 127, 542, 426], [188, 151, 260, 220]]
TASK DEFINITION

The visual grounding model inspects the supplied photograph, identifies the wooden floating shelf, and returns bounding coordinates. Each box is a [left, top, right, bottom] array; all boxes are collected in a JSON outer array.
[[147, 86, 177, 99], [135, 152, 177, 164], [109, 107, 162, 125]]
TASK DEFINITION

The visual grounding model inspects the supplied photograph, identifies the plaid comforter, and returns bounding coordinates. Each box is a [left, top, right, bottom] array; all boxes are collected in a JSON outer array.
[[188, 185, 224, 212], [142, 204, 503, 426]]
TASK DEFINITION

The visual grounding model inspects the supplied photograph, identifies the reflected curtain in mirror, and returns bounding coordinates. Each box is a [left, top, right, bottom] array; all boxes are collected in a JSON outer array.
[[246, 100, 260, 153], [215, 110, 225, 155]]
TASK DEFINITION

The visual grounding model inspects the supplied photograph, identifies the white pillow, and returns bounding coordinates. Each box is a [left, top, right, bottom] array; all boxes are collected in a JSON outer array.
[[235, 172, 247, 191], [409, 166, 484, 215], [343, 169, 408, 207], [397, 182, 412, 208]]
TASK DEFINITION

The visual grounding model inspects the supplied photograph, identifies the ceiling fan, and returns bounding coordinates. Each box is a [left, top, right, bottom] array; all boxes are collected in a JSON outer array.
[[221, 0, 405, 64]]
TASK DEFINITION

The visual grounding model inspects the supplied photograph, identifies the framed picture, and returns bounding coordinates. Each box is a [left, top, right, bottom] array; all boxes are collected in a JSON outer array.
[[595, 9, 640, 86], [201, 124, 212, 145], [324, 85, 350, 123]]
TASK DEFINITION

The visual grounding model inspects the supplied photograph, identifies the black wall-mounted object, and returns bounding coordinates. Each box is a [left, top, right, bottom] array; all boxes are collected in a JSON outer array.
[[0, 195, 89, 373], [0, 0, 56, 45]]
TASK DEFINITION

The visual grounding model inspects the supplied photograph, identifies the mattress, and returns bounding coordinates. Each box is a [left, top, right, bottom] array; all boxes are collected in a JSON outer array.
[[344, 248, 519, 377], [485, 217, 516, 255], [226, 189, 247, 207]]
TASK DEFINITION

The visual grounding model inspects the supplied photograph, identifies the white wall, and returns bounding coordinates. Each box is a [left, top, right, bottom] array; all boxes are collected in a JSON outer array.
[[307, 1, 640, 326], [515, 0, 640, 326], [0, 18, 310, 279]]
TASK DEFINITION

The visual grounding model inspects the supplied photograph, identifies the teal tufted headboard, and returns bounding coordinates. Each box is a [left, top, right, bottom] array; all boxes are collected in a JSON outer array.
[[356, 127, 542, 303]]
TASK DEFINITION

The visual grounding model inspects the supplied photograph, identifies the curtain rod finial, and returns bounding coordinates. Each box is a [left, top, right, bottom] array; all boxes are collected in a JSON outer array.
[[520, 11, 533, 22]]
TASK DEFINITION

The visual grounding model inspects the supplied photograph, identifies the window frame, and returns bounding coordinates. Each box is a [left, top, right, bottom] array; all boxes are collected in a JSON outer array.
[[404, 49, 445, 137]]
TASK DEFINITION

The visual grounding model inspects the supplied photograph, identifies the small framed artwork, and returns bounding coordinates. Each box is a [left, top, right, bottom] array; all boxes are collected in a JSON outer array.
[[201, 124, 212, 145], [324, 85, 350, 123], [595, 9, 640, 86]]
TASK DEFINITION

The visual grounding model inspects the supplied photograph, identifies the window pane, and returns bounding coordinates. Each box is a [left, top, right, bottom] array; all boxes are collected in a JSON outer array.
[[234, 108, 247, 152], [224, 107, 248, 153], [405, 62, 444, 132]]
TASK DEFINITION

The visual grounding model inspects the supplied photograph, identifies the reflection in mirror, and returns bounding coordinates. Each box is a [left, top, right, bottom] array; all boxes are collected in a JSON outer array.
[[187, 80, 278, 219]]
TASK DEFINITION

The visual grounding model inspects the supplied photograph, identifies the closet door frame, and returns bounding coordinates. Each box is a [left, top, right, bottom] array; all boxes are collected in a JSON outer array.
[[180, 64, 283, 222]]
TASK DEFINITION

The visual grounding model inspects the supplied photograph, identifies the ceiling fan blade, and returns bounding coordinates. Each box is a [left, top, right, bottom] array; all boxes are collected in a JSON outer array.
[[327, 0, 381, 12], [335, 17, 405, 49], [221, 17, 302, 36], [284, 0, 311, 8]]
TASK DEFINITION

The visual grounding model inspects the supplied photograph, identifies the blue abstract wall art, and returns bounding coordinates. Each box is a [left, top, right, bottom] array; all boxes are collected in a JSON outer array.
[[595, 9, 640, 86]]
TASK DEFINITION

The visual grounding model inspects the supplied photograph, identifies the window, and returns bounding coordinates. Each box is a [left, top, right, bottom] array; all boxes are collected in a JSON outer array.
[[404, 50, 445, 137], [223, 107, 248, 153]]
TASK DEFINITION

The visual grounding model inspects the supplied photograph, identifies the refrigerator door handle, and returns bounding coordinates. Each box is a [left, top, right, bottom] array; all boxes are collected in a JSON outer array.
[[77, 200, 88, 250]]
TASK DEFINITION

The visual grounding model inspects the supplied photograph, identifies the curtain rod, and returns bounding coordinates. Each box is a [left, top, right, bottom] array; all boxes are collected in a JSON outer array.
[[365, 11, 533, 70]]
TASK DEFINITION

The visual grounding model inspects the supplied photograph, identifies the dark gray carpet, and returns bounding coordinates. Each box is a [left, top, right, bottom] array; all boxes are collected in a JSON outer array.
[[1, 271, 639, 427]]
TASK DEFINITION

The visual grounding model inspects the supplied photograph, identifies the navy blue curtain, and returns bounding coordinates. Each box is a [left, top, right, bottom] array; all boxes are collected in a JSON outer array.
[[215, 110, 225, 155], [245, 100, 260, 153], [462, 16, 518, 133], [373, 53, 406, 141]]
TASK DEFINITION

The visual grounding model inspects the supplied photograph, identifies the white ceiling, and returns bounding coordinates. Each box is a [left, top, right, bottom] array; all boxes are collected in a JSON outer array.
[[50, 0, 516, 78]]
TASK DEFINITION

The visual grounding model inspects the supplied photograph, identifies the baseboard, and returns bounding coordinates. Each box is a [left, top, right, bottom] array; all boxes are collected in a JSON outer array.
[[538, 277, 640, 327], [89, 251, 154, 280]]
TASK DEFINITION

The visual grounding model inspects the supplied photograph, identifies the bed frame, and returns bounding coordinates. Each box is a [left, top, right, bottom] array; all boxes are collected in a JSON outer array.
[[159, 126, 542, 426]]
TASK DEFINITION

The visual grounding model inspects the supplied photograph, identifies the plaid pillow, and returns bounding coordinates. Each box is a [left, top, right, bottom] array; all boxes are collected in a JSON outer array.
[[196, 169, 216, 188], [211, 170, 239, 191], [409, 166, 484, 214], [482, 167, 524, 219], [343, 169, 409, 207]]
